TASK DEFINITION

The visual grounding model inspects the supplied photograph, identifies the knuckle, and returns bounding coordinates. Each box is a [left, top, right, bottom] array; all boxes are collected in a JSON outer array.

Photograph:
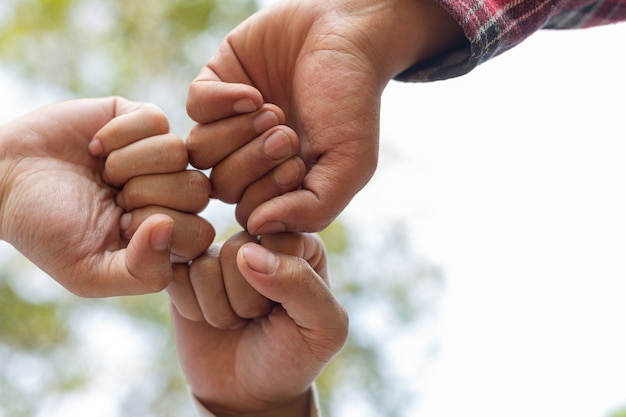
[[187, 171, 211, 211], [234, 299, 273, 319], [186, 83, 203, 118], [189, 252, 216, 278], [234, 205, 250, 230], [120, 181, 141, 209], [103, 157, 124, 187], [210, 183, 239, 204], [174, 303, 205, 322], [206, 312, 241, 330], [209, 171, 242, 204], [143, 275, 169, 293], [186, 133, 212, 170], [163, 135, 188, 169], [188, 219, 216, 258], [142, 104, 170, 134]]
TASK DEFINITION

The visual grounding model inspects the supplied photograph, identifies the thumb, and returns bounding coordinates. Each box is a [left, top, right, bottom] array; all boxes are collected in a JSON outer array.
[[236, 242, 348, 353], [246, 189, 338, 234], [246, 150, 376, 234], [106, 213, 174, 295]]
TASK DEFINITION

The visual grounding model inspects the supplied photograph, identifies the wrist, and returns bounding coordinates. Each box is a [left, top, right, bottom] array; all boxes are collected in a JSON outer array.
[[340, 0, 467, 82], [195, 388, 312, 417]]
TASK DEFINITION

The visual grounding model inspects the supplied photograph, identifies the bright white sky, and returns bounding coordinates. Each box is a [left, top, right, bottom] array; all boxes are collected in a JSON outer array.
[[345, 23, 626, 417], [2, 3, 626, 416]]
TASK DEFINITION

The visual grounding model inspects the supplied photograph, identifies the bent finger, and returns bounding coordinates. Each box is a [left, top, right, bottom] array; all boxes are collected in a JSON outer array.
[[258, 232, 328, 285], [99, 213, 174, 296], [91, 101, 170, 156], [235, 157, 306, 229], [220, 231, 273, 319], [121, 206, 215, 263], [117, 170, 211, 213], [247, 161, 369, 234], [237, 242, 348, 355], [189, 246, 246, 329], [167, 263, 205, 322], [187, 103, 285, 170], [210, 126, 300, 204], [103, 134, 188, 187], [187, 47, 262, 123], [187, 80, 262, 124]]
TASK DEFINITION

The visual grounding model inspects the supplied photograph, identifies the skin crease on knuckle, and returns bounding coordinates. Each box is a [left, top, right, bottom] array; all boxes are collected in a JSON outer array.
[[163, 135, 189, 170], [126, 206, 213, 261], [119, 180, 143, 210], [189, 221, 216, 259], [187, 171, 212, 212], [188, 257, 244, 329], [142, 105, 170, 136], [102, 155, 125, 187], [233, 296, 273, 319]]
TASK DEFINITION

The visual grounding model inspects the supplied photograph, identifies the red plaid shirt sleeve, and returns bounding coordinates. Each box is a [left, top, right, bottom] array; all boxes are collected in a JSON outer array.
[[395, 0, 626, 81]]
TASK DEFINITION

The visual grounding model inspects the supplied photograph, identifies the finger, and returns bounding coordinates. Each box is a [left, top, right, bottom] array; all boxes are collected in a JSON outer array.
[[187, 103, 285, 170], [117, 170, 211, 213], [258, 232, 328, 285], [96, 213, 175, 296], [237, 241, 349, 355], [220, 231, 273, 319], [103, 134, 188, 187], [121, 206, 215, 263], [210, 126, 300, 204], [235, 157, 306, 229], [67, 214, 174, 297], [189, 246, 246, 329], [91, 100, 170, 156], [247, 147, 376, 234], [186, 48, 262, 123], [167, 263, 205, 322]]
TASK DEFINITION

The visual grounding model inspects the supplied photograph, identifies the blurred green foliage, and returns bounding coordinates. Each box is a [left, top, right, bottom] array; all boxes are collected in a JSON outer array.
[[609, 406, 626, 417], [0, 0, 257, 131], [0, 0, 444, 416]]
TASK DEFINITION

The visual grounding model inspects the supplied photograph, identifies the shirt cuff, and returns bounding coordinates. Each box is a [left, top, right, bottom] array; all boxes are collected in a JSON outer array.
[[191, 384, 321, 417]]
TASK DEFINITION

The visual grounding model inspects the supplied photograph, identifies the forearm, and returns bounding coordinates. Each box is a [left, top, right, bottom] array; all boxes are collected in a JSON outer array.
[[372, 0, 468, 80], [329, 0, 467, 84]]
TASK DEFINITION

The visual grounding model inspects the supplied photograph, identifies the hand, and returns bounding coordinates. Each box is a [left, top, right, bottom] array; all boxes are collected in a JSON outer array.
[[0, 97, 203, 297], [187, 101, 306, 230], [187, 0, 466, 234], [170, 232, 349, 416], [92, 110, 215, 264]]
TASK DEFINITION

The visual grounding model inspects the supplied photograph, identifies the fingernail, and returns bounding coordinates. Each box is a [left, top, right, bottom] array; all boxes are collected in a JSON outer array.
[[273, 158, 301, 186], [89, 138, 104, 155], [254, 222, 287, 235], [253, 110, 279, 134], [120, 213, 132, 233], [263, 130, 291, 160], [242, 243, 277, 274], [150, 221, 174, 252], [233, 98, 257, 114]]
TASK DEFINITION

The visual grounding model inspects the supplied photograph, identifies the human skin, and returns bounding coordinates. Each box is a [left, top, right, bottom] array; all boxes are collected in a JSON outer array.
[[187, 0, 467, 234], [0, 97, 213, 296], [171, 232, 349, 417]]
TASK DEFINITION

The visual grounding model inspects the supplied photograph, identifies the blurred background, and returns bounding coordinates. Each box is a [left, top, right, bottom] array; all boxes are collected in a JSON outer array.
[[1, 1, 625, 416]]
